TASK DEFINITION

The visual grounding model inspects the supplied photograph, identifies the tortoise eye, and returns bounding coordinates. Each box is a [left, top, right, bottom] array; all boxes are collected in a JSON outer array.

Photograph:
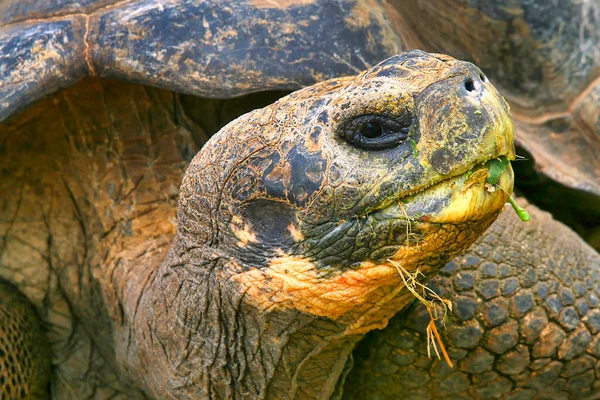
[[360, 121, 383, 138], [339, 115, 412, 150]]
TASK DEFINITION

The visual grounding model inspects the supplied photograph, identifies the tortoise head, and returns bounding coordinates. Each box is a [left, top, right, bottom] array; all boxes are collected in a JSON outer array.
[[176, 50, 514, 325]]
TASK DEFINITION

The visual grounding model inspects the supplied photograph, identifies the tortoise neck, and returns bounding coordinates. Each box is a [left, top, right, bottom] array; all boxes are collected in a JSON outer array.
[[117, 238, 363, 399]]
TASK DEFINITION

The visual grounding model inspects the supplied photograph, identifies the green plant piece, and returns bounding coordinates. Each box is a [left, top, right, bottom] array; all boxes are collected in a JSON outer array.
[[486, 156, 530, 222], [508, 196, 530, 222], [464, 168, 474, 182], [487, 156, 509, 185], [410, 139, 419, 157]]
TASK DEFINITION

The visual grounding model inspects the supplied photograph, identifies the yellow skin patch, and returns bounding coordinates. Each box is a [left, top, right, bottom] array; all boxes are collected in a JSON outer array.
[[231, 219, 494, 326], [423, 164, 514, 224], [233, 256, 401, 322]]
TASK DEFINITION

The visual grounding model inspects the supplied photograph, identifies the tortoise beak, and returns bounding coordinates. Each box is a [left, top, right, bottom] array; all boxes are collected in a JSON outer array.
[[469, 71, 516, 162]]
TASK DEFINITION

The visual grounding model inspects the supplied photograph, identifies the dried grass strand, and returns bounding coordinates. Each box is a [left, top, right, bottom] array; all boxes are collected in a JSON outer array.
[[389, 259, 454, 368]]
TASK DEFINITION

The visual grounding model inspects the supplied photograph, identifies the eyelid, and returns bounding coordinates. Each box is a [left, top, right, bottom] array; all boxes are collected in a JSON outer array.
[[338, 114, 412, 150]]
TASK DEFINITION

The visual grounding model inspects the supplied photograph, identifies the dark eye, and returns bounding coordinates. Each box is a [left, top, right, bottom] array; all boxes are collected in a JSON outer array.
[[360, 121, 383, 138], [339, 115, 413, 150]]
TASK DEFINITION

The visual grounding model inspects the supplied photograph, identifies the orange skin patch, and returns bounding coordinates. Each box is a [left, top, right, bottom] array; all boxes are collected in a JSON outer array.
[[230, 215, 258, 246], [288, 223, 304, 241]]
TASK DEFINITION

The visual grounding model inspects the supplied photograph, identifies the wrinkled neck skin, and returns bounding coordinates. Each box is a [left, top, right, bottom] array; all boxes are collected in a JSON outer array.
[[116, 235, 375, 400]]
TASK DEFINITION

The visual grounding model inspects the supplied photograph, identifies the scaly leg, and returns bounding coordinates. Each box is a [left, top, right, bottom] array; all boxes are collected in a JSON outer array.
[[0, 280, 50, 399]]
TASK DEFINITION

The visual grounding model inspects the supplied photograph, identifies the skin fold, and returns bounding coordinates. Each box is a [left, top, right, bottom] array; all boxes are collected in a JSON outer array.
[[0, 51, 514, 399]]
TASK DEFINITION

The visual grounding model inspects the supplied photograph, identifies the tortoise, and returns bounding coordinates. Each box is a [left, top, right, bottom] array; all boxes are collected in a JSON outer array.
[[0, 1, 599, 399]]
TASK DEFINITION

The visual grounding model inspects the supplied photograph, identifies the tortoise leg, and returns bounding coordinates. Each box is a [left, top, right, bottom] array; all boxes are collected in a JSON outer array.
[[0, 280, 51, 400]]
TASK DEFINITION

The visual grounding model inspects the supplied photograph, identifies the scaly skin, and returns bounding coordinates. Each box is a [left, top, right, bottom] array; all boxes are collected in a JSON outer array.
[[0, 281, 50, 399], [0, 51, 514, 399], [343, 203, 600, 399]]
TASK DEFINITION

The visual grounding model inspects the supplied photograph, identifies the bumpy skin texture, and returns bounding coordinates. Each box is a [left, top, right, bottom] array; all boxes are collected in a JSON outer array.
[[0, 51, 514, 399], [343, 204, 600, 399], [0, 281, 50, 399]]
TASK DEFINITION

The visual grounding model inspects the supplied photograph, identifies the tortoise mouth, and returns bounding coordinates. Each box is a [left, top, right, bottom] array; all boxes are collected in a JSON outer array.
[[375, 153, 515, 225], [404, 154, 512, 200]]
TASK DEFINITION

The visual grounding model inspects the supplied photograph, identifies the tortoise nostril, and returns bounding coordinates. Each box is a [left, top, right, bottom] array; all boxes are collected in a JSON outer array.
[[464, 78, 476, 92], [479, 73, 487, 82]]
